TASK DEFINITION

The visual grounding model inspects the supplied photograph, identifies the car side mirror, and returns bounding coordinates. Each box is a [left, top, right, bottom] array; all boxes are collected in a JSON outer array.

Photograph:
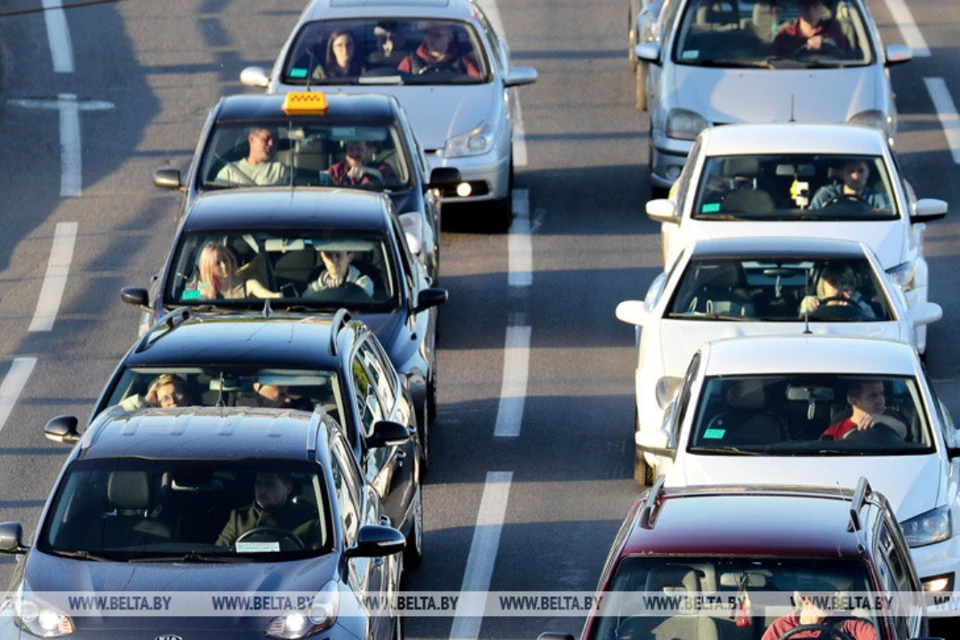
[[428, 167, 461, 189], [366, 420, 411, 449], [120, 287, 151, 312], [537, 633, 575, 640], [646, 198, 678, 223], [413, 288, 449, 313], [504, 67, 538, 88], [0, 522, 28, 554], [636, 428, 675, 454], [635, 42, 661, 63], [44, 415, 80, 445], [907, 301, 942, 327], [913, 198, 947, 223], [239, 66, 270, 88], [885, 44, 912, 67], [153, 168, 183, 191], [344, 524, 405, 558], [615, 300, 651, 327]]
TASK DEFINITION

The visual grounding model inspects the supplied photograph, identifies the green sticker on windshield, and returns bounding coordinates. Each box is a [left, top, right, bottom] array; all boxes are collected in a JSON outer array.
[[703, 428, 725, 439], [702, 203, 721, 213], [289, 68, 308, 79], [181, 289, 202, 301]]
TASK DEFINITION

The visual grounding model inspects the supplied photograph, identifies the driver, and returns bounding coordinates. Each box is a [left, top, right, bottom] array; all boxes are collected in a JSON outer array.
[[772, 0, 847, 59], [810, 160, 890, 211], [763, 593, 877, 640], [821, 380, 907, 440], [397, 22, 482, 78], [798, 263, 876, 318], [303, 248, 375, 298], [215, 471, 317, 547], [329, 140, 396, 187]]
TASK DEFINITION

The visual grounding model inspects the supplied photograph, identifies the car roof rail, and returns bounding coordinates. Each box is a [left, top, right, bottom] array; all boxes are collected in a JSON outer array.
[[134, 307, 193, 354], [638, 474, 667, 530], [848, 476, 872, 533], [328, 308, 352, 357]]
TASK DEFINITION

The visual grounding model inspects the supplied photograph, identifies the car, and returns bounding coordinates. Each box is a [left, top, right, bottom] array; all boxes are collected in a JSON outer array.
[[636, 334, 960, 602], [119, 187, 447, 429], [615, 236, 942, 486], [238, 0, 538, 229], [539, 478, 937, 640], [78, 309, 426, 567], [0, 406, 408, 640], [645, 123, 947, 353], [634, 0, 912, 195], [151, 91, 462, 282], [627, 0, 678, 110]]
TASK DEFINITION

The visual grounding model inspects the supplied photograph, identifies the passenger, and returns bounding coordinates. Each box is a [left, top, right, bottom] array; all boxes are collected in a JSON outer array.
[[304, 248, 375, 298], [196, 243, 281, 300], [798, 263, 876, 318], [772, 0, 847, 58], [821, 380, 907, 440], [119, 374, 191, 410], [763, 594, 877, 640], [214, 127, 290, 186], [313, 29, 362, 79], [254, 382, 315, 411], [215, 471, 319, 547], [329, 140, 396, 186], [810, 160, 891, 211], [397, 23, 482, 78], [367, 22, 408, 68]]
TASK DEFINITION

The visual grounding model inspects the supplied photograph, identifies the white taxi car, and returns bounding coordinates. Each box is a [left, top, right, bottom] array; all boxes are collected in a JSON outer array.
[[639, 334, 960, 599], [239, 0, 537, 229], [615, 235, 941, 485], [647, 123, 947, 352]]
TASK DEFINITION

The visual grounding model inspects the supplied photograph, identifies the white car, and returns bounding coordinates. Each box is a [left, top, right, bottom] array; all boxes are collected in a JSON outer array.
[[638, 333, 960, 599], [615, 235, 942, 485], [239, 0, 537, 229], [635, 0, 911, 194], [647, 123, 947, 352]]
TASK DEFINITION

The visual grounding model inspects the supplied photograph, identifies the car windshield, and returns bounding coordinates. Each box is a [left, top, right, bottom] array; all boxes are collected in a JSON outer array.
[[37, 458, 333, 561], [692, 154, 898, 220], [284, 19, 490, 85], [666, 257, 893, 321], [687, 374, 934, 455], [672, 0, 873, 67], [163, 231, 398, 312], [590, 556, 880, 640], [198, 122, 413, 191]]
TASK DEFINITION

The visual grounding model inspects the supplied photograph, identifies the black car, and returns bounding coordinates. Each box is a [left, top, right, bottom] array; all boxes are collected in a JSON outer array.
[[0, 406, 408, 639], [80, 309, 425, 566], [120, 187, 447, 430], [152, 92, 460, 281]]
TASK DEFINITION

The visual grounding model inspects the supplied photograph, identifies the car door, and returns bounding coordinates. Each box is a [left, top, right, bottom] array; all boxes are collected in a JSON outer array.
[[661, 137, 701, 267], [875, 515, 925, 639], [651, 350, 701, 479]]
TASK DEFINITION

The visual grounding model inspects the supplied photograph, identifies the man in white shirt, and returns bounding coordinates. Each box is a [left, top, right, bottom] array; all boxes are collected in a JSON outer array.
[[215, 127, 290, 186], [305, 249, 374, 298]]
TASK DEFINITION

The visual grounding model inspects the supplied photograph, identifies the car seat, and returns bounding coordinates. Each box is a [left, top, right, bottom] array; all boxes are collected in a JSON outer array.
[[709, 379, 787, 446], [751, 1, 780, 43], [102, 471, 171, 548], [615, 565, 720, 640], [681, 263, 755, 316], [720, 157, 776, 214]]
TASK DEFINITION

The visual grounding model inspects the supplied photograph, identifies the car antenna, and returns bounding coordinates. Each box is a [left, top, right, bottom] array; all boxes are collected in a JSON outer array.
[[262, 297, 273, 319], [802, 269, 812, 334], [216, 371, 225, 408], [789, 94, 796, 123]]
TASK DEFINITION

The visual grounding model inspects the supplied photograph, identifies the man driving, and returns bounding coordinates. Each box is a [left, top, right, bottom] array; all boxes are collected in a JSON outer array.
[[810, 160, 891, 211], [215, 471, 317, 547], [763, 593, 877, 640]]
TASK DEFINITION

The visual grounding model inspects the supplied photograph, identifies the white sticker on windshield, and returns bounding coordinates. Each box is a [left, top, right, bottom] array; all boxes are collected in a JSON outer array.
[[236, 541, 281, 553], [681, 50, 699, 59]]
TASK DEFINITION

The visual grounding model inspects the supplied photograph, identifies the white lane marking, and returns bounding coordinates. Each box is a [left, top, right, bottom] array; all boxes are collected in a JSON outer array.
[[29, 222, 78, 332], [494, 324, 530, 437], [449, 471, 512, 640], [41, 0, 75, 73], [58, 94, 81, 197], [0, 359, 37, 437], [513, 98, 528, 167], [882, 0, 931, 57], [923, 78, 960, 164], [508, 188, 532, 286]]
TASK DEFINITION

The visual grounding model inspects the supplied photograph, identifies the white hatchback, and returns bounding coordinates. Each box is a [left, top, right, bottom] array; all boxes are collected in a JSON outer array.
[[647, 123, 947, 353], [640, 334, 960, 599]]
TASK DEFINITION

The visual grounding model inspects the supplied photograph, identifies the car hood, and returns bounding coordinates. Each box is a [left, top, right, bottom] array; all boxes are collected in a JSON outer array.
[[678, 454, 942, 521], [326, 84, 501, 151], [684, 219, 906, 267], [672, 65, 880, 124], [658, 321, 903, 377]]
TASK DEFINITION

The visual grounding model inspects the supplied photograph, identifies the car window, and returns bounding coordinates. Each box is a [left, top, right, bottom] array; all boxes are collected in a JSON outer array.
[[38, 459, 332, 560], [357, 337, 397, 414], [666, 256, 893, 321], [671, 0, 873, 67], [329, 433, 362, 545], [471, 3, 509, 73], [284, 19, 491, 85], [687, 374, 935, 455], [163, 231, 398, 311], [351, 351, 384, 437], [692, 153, 897, 221]]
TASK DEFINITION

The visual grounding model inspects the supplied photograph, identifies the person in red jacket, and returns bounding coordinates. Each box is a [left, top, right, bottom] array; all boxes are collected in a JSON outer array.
[[821, 380, 907, 441], [397, 23, 482, 78], [772, 0, 847, 58], [763, 594, 877, 640]]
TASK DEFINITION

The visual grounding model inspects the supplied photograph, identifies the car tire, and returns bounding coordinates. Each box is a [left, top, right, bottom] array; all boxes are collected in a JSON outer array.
[[634, 411, 655, 488], [628, 15, 638, 73], [491, 155, 515, 232], [404, 486, 424, 570], [418, 397, 430, 476], [635, 63, 647, 112], [427, 373, 438, 423]]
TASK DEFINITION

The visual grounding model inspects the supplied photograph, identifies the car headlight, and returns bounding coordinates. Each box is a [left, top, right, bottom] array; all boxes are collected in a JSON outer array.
[[13, 583, 74, 638], [444, 121, 495, 158], [265, 581, 339, 640], [666, 108, 708, 141], [901, 505, 951, 547], [886, 261, 916, 292], [848, 109, 889, 133]]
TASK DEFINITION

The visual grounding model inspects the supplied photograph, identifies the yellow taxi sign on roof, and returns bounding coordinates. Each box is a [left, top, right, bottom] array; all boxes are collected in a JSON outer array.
[[282, 92, 328, 115]]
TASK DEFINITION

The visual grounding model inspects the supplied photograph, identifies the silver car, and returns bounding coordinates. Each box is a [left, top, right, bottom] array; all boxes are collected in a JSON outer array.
[[240, 0, 537, 229], [635, 0, 912, 197]]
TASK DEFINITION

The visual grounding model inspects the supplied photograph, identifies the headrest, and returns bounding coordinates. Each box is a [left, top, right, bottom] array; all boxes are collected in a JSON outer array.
[[723, 157, 760, 177], [697, 263, 740, 289], [108, 471, 151, 510], [726, 379, 767, 410], [645, 565, 703, 594]]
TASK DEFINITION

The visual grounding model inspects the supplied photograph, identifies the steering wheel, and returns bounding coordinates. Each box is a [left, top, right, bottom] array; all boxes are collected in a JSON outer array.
[[807, 295, 871, 320], [236, 526, 305, 550], [358, 167, 385, 185], [821, 193, 871, 209], [793, 39, 843, 59], [841, 422, 904, 443], [778, 623, 855, 640]]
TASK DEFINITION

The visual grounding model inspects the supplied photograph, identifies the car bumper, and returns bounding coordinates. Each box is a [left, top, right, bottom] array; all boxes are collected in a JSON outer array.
[[427, 149, 510, 204], [650, 133, 693, 188], [911, 537, 960, 615]]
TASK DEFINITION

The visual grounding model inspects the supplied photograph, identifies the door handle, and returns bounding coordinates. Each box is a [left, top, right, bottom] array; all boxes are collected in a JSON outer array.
[[395, 451, 406, 468]]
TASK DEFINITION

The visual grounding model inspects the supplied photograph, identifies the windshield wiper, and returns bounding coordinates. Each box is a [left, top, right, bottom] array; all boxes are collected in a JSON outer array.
[[127, 553, 251, 563], [691, 446, 763, 455], [696, 58, 772, 69], [48, 549, 113, 562], [201, 181, 239, 190], [667, 312, 754, 322]]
